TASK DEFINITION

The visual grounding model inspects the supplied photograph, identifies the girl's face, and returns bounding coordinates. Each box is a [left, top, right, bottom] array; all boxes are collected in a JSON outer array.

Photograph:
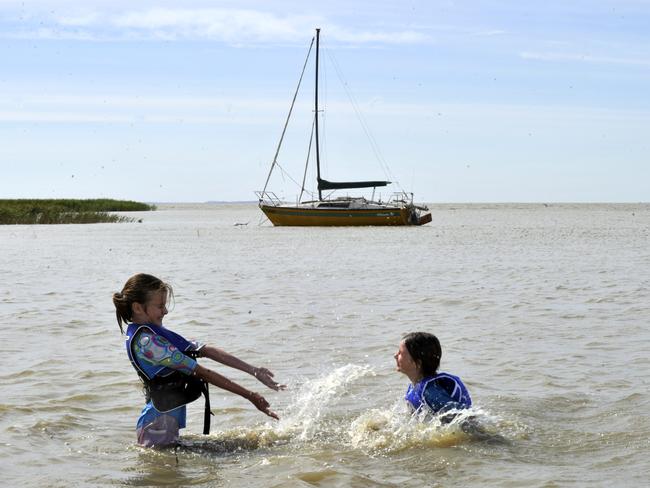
[[133, 290, 168, 326], [394, 340, 421, 382]]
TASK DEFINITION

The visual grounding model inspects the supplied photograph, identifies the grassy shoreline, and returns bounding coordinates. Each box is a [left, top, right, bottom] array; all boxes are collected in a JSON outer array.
[[0, 199, 155, 225]]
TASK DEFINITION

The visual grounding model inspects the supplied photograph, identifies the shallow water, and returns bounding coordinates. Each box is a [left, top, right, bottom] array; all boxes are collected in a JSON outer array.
[[1, 203, 649, 487]]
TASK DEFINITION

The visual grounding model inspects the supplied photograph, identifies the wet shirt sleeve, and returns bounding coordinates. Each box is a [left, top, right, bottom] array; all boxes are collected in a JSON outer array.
[[133, 331, 197, 375]]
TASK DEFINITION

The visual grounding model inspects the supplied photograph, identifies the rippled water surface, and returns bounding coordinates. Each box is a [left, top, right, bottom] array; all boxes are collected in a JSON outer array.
[[2, 203, 649, 487]]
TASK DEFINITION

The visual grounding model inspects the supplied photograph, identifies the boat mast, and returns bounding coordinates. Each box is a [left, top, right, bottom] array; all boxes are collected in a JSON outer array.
[[315, 28, 323, 201]]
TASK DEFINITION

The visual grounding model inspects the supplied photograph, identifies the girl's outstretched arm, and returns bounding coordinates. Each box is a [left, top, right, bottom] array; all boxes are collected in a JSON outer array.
[[199, 345, 286, 391], [193, 363, 279, 420]]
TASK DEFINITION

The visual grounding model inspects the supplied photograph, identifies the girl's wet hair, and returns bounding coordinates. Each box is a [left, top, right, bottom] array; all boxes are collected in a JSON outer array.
[[112, 273, 172, 334], [402, 332, 442, 377]]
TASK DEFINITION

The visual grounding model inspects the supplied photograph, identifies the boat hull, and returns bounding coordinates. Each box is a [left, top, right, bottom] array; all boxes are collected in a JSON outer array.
[[260, 204, 430, 226]]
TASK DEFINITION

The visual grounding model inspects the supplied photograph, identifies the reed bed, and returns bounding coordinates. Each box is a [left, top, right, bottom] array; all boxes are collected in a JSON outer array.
[[0, 199, 155, 224]]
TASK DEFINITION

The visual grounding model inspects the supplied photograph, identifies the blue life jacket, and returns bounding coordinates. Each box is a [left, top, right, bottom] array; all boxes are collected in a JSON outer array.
[[125, 323, 212, 434], [405, 372, 472, 414]]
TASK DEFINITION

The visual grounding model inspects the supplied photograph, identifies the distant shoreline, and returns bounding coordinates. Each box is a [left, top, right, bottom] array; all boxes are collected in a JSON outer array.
[[151, 201, 649, 206], [0, 199, 155, 225]]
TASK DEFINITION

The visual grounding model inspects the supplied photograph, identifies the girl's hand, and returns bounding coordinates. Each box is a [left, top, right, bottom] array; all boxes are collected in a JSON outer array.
[[248, 392, 279, 420], [254, 367, 287, 391]]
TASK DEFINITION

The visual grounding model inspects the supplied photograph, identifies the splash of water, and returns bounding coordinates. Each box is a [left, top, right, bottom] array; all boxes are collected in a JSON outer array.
[[181, 364, 506, 455], [277, 363, 376, 440], [348, 405, 497, 453], [181, 364, 377, 453]]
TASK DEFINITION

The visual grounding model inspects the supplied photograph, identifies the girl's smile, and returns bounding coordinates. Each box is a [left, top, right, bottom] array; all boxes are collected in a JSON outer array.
[[132, 290, 168, 326]]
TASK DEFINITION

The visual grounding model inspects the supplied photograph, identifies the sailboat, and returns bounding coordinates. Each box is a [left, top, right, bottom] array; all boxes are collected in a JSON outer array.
[[257, 28, 432, 227]]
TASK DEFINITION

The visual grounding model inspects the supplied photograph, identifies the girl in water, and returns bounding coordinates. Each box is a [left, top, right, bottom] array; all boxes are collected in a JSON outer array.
[[113, 273, 284, 448], [395, 332, 472, 417]]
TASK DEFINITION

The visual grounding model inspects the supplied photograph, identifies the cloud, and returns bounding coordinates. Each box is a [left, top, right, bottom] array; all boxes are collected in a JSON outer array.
[[473, 29, 506, 37], [112, 8, 316, 44], [55, 12, 101, 26], [3, 93, 648, 126], [0, 110, 131, 123], [5, 7, 431, 45], [520, 51, 650, 67], [0, 93, 299, 124], [325, 25, 429, 44]]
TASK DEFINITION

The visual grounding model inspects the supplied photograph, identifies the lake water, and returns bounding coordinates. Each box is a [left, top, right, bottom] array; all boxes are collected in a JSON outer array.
[[1, 203, 649, 487]]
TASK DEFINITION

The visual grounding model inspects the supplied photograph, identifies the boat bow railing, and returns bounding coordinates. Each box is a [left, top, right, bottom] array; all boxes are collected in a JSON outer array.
[[387, 192, 429, 210], [387, 192, 414, 206], [255, 191, 283, 207]]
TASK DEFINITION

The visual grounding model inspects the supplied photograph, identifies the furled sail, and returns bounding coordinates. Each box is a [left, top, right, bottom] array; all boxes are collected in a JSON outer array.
[[317, 178, 390, 190]]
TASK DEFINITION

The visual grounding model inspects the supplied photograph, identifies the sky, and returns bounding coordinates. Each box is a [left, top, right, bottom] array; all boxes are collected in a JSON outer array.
[[1, 0, 649, 203]]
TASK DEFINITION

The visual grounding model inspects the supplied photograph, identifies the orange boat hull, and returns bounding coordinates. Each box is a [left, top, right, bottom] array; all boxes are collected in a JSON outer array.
[[260, 205, 430, 226]]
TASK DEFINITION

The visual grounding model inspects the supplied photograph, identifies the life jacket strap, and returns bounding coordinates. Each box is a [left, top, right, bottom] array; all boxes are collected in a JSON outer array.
[[202, 381, 212, 435], [184, 349, 212, 434]]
